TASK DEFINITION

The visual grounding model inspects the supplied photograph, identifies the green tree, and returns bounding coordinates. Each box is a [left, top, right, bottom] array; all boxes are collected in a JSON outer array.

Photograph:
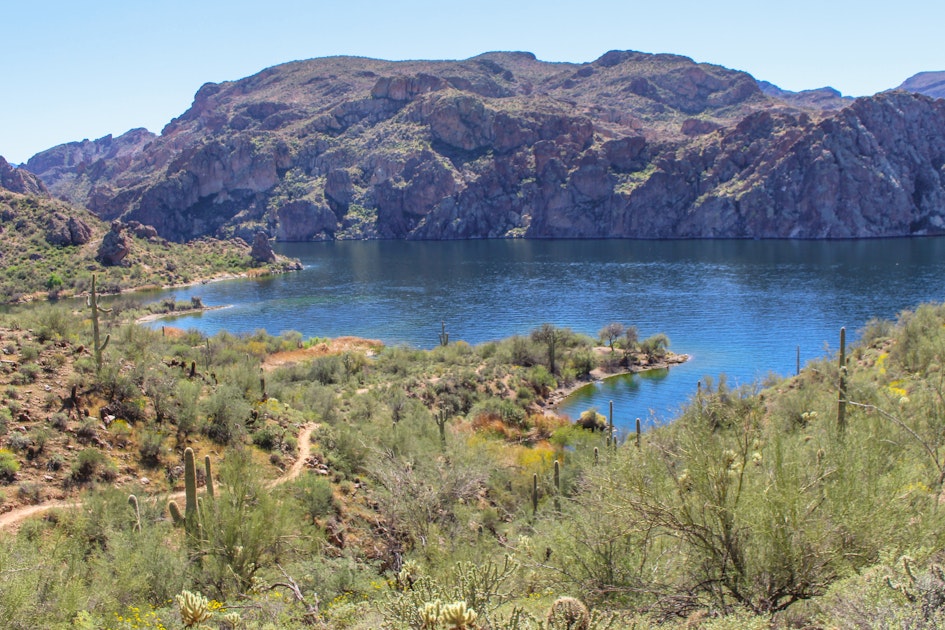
[[599, 322, 626, 353], [532, 323, 564, 375]]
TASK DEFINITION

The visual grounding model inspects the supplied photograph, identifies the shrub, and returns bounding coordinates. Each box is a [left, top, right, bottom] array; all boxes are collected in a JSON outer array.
[[11, 363, 39, 384], [0, 448, 19, 481], [50, 412, 69, 431], [202, 383, 251, 445], [640, 333, 670, 359], [252, 425, 281, 451], [6, 433, 31, 452], [29, 428, 48, 455], [138, 429, 165, 466], [71, 448, 106, 482], [294, 473, 337, 521], [45, 453, 63, 472], [525, 365, 556, 395], [576, 408, 606, 431], [17, 482, 41, 504], [108, 419, 131, 447], [76, 418, 98, 442]]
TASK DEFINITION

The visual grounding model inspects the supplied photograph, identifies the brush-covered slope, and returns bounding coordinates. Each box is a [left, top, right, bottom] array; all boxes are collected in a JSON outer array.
[[25, 51, 945, 241], [0, 168, 297, 302]]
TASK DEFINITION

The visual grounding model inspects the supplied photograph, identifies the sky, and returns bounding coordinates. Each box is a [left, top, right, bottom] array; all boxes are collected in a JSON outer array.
[[3, 0, 943, 164]]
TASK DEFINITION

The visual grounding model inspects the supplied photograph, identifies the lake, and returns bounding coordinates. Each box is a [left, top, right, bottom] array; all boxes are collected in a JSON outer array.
[[142, 238, 945, 431]]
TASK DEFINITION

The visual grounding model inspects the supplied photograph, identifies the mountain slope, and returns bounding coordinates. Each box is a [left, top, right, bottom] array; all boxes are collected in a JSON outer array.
[[898, 71, 945, 99], [24, 51, 945, 241]]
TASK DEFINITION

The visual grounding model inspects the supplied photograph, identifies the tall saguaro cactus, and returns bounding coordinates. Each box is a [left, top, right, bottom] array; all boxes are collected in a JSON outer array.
[[435, 408, 448, 448], [608, 400, 618, 450], [87, 274, 111, 371], [169, 447, 214, 536], [838, 327, 847, 434], [532, 473, 538, 517], [553, 460, 561, 514]]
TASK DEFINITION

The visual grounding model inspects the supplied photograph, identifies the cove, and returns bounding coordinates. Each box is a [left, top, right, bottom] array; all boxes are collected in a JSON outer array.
[[142, 238, 945, 430]]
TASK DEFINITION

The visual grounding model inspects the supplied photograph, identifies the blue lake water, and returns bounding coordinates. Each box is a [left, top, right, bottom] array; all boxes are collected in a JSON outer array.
[[141, 239, 945, 430]]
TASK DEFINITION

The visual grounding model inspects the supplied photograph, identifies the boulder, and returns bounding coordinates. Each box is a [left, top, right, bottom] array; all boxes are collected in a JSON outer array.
[[97, 221, 131, 266], [251, 232, 276, 263], [45, 212, 93, 246]]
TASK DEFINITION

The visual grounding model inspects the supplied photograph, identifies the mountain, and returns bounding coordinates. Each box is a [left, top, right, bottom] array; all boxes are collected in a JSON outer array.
[[23, 51, 945, 241], [897, 71, 945, 99], [755, 81, 852, 110], [0, 155, 48, 195]]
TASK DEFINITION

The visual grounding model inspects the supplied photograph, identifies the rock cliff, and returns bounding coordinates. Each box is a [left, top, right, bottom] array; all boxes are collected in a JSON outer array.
[[23, 52, 945, 241], [0, 156, 47, 195]]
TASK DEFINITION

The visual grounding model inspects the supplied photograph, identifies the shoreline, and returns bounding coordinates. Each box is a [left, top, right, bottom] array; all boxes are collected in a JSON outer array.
[[135, 304, 230, 324], [542, 350, 690, 413]]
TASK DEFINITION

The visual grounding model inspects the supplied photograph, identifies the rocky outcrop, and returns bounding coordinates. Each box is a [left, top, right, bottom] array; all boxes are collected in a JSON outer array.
[[250, 232, 276, 263], [24, 129, 154, 207], [97, 221, 131, 266], [0, 157, 47, 195], [126, 221, 160, 241], [45, 212, 93, 246], [22, 52, 945, 242]]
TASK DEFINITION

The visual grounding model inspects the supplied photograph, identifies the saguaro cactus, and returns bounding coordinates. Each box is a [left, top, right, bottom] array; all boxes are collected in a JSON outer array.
[[204, 454, 215, 500], [532, 473, 538, 516], [87, 274, 111, 371], [168, 447, 207, 535], [838, 327, 847, 434], [438, 321, 449, 347], [435, 408, 448, 448], [553, 459, 561, 514], [128, 494, 141, 532], [608, 400, 616, 450]]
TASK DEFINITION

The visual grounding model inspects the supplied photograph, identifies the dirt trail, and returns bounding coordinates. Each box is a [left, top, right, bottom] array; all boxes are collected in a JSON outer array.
[[0, 423, 316, 532]]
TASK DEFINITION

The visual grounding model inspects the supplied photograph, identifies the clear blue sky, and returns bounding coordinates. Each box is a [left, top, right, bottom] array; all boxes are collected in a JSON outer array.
[[3, 0, 942, 164]]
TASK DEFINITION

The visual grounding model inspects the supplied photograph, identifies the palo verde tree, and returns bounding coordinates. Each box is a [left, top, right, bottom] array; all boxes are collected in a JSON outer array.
[[599, 322, 626, 353], [532, 323, 564, 375]]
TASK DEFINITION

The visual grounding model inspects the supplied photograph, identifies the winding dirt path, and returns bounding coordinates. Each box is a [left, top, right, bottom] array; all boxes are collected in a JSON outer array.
[[0, 423, 316, 532]]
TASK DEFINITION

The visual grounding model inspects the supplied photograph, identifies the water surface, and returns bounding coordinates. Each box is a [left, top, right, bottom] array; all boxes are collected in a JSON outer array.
[[142, 239, 945, 429]]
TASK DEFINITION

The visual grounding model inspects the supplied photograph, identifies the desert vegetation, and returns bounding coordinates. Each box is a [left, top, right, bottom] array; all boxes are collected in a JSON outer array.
[[0, 190, 299, 303], [0, 296, 943, 628]]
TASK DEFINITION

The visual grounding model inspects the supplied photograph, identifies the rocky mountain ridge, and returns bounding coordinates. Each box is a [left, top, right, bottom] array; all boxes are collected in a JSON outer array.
[[20, 51, 945, 241], [898, 71, 945, 100]]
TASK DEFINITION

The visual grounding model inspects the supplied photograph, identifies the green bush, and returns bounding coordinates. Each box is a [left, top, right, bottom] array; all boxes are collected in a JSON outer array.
[[293, 473, 337, 521], [251, 425, 281, 451], [201, 383, 251, 445], [71, 448, 106, 482], [0, 448, 19, 481]]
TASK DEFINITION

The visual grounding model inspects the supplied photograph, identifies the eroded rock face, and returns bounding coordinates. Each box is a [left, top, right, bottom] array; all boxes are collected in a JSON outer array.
[[97, 221, 131, 266], [251, 232, 276, 262], [22, 52, 945, 242], [0, 157, 47, 195], [45, 212, 93, 246]]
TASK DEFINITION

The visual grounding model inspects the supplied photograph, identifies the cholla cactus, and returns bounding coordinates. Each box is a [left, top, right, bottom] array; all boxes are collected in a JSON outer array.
[[440, 601, 477, 629], [397, 559, 421, 590], [546, 596, 590, 630], [176, 589, 213, 627], [218, 611, 243, 629], [419, 600, 442, 629]]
